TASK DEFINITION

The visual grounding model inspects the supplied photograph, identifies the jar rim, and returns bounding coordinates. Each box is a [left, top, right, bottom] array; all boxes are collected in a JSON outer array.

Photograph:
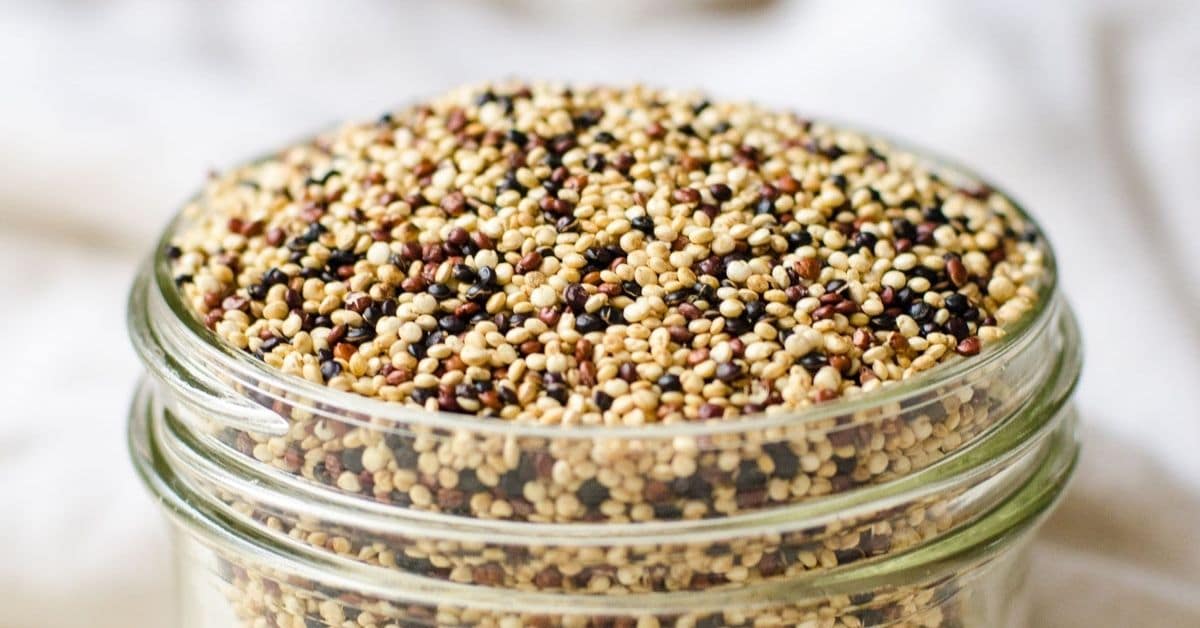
[[133, 142, 1062, 440], [129, 295, 1080, 541], [133, 294, 1079, 541]]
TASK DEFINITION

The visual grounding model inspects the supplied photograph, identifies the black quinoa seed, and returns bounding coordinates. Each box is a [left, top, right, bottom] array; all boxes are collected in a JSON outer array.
[[945, 293, 970, 314], [576, 479, 610, 508], [575, 313, 605, 333], [798, 351, 827, 372], [319, 360, 341, 381]]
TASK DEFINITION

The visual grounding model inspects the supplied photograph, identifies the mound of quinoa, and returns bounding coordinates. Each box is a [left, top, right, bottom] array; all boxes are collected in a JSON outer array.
[[169, 81, 1043, 427]]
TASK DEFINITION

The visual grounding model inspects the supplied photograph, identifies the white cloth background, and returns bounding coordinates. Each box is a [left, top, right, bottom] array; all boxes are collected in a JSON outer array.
[[0, 1, 1197, 626]]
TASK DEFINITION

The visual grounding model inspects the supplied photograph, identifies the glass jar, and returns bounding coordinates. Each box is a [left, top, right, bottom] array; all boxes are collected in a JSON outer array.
[[128, 148, 1082, 627]]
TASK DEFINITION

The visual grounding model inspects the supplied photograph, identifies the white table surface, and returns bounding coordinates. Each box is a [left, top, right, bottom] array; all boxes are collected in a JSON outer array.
[[1, 1, 1197, 626]]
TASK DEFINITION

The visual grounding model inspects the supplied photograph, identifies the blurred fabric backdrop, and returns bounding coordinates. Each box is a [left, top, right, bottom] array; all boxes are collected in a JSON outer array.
[[1, 1, 1198, 626]]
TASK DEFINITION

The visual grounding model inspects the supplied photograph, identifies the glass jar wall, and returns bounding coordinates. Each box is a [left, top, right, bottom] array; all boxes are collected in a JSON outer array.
[[128, 134, 1082, 626], [131, 377, 1078, 627]]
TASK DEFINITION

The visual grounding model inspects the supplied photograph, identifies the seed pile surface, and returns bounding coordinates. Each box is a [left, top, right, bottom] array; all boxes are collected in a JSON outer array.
[[170, 82, 1042, 426]]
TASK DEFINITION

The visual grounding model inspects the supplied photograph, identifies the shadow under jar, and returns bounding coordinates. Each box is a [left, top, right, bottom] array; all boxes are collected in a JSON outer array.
[[127, 102, 1082, 626]]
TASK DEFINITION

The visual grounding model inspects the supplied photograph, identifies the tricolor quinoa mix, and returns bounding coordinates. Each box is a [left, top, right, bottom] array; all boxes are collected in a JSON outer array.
[[170, 81, 1040, 423], [159, 81, 1050, 627]]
